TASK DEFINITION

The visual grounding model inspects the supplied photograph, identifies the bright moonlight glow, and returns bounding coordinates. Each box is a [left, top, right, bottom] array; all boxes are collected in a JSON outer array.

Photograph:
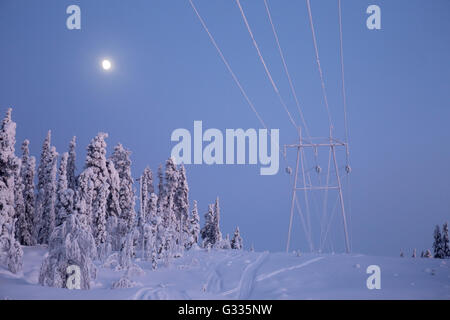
[[102, 59, 112, 70]]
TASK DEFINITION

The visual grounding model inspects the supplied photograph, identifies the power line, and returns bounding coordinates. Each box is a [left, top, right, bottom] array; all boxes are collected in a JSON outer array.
[[236, 0, 299, 131], [305, 0, 334, 131], [188, 0, 290, 175], [338, 0, 349, 150], [338, 0, 349, 165], [188, 0, 267, 130], [263, 0, 311, 138], [338, 0, 352, 252]]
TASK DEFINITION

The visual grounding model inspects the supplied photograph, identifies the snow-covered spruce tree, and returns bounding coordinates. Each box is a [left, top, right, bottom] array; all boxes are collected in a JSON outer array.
[[145, 193, 159, 262], [141, 222, 153, 262], [46, 147, 58, 235], [78, 133, 111, 258], [200, 204, 215, 248], [105, 159, 122, 251], [154, 212, 165, 265], [155, 175, 167, 258], [154, 164, 166, 255], [231, 226, 243, 250], [442, 222, 450, 258], [93, 182, 109, 260], [117, 231, 134, 270], [424, 249, 432, 258], [13, 157, 25, 244], [39, 210, 97, 290], [67, 136, 77, 191], [139, 167, 155, 225], [141, 189, 158, 261], [186, 200, 200, 249], [138, 168, 150, 228], [111, 144, 136, 233], [35, 131, 58, 245], [175, 164, 190, 249], [137, 167, 154, 256], [201, 197, 222, 248], [433, 225, 445, 259], [162, 157, 179, 257], [212, 197, 222, 247], [0, 109, 23, 273], [34, 131, 51, 243], [56, 152, 69, 195], [55, 153, 72, 226], [110, 144, 139, 259], [148, 193, 158, 225], [16, 140, 35, 246], [157, 164, 164, 208], [76, 167, 94, 227], [221, 234, 231, 250]]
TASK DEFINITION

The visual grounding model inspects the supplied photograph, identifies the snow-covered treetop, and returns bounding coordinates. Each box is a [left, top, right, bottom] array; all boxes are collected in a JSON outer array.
[[0, 108, 17, 162], [111, 143, 133, 181], [58, 152, 69, 192], [21, 139, 30, 159], [85, 132, 108, 169]]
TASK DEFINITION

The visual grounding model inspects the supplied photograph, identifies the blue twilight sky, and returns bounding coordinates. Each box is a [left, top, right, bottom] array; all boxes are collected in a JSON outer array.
[[0, 0, 449, 256]]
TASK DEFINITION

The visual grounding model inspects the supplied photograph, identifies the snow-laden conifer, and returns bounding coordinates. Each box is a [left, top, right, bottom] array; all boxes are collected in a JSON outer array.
[[186, 200, 200, 249], [0, 109, 23, 273], [201, 204, 215, 248], [201, 198, 222, 248], [220, 234, 231, 250], [16, 140, 35, 246], [39, 212, 97, 289], [13, 158, 26, 244], [78, 133, 110, 258], [162, 158, 179, 257], [35, 131, 58, 244], [442, 222, 449, 258], [157, 164, 164, 208], [111, 144, 136, 233], [433, 225, 445, 259], [213, 197, 222, 246], [35, 139, 58, 245], [55, 153, 75, 227], [106, 159, 122, 251], [231, 226, 243, 250], [142, 193, 158, 261], [67, 136, 77, 191], [175, 164, 190, 249]]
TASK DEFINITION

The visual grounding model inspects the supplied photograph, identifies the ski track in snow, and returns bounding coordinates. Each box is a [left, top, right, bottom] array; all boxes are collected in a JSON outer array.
[[235, 251, 269, 299], [204, 251, 242, 294], [131, 283, 189, 300], [255, 256, 324, 282], [132, 286, 156, 300]]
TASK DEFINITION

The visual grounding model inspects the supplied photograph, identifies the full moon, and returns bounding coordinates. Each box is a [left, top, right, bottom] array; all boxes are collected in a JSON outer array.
[[102, 59, 112, 70]]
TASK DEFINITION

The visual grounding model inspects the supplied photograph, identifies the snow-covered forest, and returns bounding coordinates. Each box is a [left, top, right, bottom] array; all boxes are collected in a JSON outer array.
[[0, 108, 243, 289], [0, 108, 449, 299]]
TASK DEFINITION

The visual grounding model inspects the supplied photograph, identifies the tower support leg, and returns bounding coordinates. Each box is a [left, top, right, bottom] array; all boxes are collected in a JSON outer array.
[[286, 145, 300, 253], [331, 144, 350, 253]]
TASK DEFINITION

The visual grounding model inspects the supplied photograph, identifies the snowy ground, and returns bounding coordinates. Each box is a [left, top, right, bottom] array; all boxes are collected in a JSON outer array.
[[1, 246, 449, 300]]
